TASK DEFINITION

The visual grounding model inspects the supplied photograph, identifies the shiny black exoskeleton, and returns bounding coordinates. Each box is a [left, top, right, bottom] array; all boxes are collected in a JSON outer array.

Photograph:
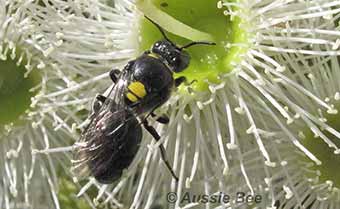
[[72, 16, 215, 184]]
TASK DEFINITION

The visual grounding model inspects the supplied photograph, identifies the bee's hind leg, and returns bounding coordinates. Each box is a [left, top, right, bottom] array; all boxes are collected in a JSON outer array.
[[150, 112, 169, 124], [142, 119, 179, 182]]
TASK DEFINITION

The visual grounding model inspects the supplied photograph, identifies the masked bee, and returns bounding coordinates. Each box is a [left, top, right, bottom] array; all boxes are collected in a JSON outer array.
[[72, 16, 215, 184]]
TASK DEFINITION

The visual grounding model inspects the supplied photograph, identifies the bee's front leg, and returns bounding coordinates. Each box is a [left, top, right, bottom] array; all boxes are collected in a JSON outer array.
[[174, 76, 186, 87], [143, 50, 151, 55], [109, 69, 121, 83], [110, 61, 135, 83], [175, 76, 197, 87]]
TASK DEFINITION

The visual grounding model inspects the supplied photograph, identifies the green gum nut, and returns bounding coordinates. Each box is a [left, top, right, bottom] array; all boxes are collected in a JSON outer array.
[[301, 104, 340, 188], [0, 46, 40, 127], [137, 0, 249, 92]]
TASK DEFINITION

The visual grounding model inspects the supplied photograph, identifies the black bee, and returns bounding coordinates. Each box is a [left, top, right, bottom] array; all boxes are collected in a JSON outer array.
[[72, 16, 215, 184]]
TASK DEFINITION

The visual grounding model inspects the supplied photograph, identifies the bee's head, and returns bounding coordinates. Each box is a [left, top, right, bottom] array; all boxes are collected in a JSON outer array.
[[151, 40, 190, 73], [145, 16, 215, 73]]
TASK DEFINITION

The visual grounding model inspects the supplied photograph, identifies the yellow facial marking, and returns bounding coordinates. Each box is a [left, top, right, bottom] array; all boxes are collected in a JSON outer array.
[[147, 53, 158, 59], [126, 93, 138, 102], [128, 81, 146, 98]]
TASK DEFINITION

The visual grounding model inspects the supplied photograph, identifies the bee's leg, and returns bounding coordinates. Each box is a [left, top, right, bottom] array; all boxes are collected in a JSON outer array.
[[92, 94, 107, 112], [175, 76, 197, 87], [150, 112, 169, 124], [109, 69, 121, 83], [96, 94, 107, 102], [143, 50, 151, 55], [142, 120, 179, 182], [175, 76, 186, 87]]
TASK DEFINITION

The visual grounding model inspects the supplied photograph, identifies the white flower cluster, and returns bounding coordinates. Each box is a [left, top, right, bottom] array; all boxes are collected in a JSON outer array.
[[0, 0, 136, 208]]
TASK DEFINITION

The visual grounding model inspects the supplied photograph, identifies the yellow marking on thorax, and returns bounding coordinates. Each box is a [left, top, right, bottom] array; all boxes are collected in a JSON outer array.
[[126, 93, 138, 102], [126, 81, 147, 102], [147, 53, 172, 70]]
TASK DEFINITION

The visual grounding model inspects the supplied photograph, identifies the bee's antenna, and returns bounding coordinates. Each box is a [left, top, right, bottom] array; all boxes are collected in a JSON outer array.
[[180, 41, 216, 50], [144, 16, 172, 43]]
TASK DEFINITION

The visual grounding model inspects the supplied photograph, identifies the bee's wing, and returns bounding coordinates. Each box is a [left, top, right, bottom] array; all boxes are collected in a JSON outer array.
[[71, 107, 136, 182], [72, 66, 139, 181]]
